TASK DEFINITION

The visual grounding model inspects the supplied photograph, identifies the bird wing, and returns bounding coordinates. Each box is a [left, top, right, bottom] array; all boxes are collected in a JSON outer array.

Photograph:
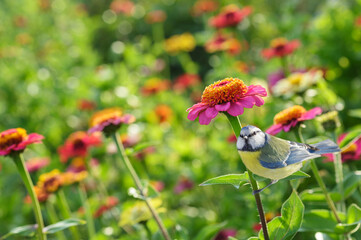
[[284, 141, 321, 165], [258, 134, 291, 169]]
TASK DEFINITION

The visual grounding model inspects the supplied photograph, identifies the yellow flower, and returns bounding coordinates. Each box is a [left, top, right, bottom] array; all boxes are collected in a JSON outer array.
[[164, 33, 196, 54], [119, 199, 165, 227], [37, 169, 62, 193]]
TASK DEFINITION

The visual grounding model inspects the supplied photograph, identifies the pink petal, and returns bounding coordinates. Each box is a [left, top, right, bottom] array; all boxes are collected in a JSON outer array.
[[265, 124, 282, 135], [238, 96, 255, 108], [227, 102, 244, 116], [0, 149, 11, 156], [215, 102, 231, 112], [187, 103, 208, 121], [322, 153, 334, 162], [290, 119, 299, 128], [246, 85, 268, 97], [198, 111, 213, 125], [282, 122, 294, 132], [251, 95, 265, 107], [298, 107, 322, 121], [205, 107, 218, 118]]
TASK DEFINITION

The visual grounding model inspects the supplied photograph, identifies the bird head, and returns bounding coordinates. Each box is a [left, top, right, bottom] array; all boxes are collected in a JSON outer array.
[[237, 125, 267, 152]]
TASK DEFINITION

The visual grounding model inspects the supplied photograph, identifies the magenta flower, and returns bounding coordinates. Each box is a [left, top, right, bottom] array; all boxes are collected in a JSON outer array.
[[26, 157, 50, 173], [324, 133, 361, 162], [213, 229, 237, 240], [266, 105, 322, 135], [0, 128, 44, 156], [174, 176, 194, 194], [187, 78, 267, 125]]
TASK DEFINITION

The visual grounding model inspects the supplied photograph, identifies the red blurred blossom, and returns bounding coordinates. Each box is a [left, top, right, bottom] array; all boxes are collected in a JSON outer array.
[[174, 176, 194, 194], [58, 131, 102, 163], [155, 104, 173, 123], [213, 229, 237, 240], [88, 108, 136, 136], [262, 38, 300, 60], [78, 99, 96, 111], [324, 133, 361, 163], [205, 32, 243, 55], [146, 10, 167, 24], [266, 105, 322, 135], [134, 146, 156, 161], [141, 78, 170, 96], [0, 128, 44, 156], [150, 181, 165, 192], [38, 0, 50, 11], [94, 196, 119, 218], [24, 186, 50, 204], [173, 74, 201, 92], [187, 78, 267, 125], [355, 16, 361, 27], [227, 134, 237, 143], [66, 157, 86, 173], [209, 5, 252, 28], [253, 212, 278, 232], [191, 0, 218, 16], [234, 61, 250, 73], [26, 157, 50, 173], [110, 0, 134, 15]]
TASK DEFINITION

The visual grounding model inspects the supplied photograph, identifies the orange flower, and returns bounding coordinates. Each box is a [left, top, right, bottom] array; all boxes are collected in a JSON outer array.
[[191, 0, 218, 16], [60, 171, 88, 186], [78, 99, 96, 111], [110, 0, 134, 15], [155, 104, 173, 123], [0, 128, 44, 156], [89, 108, 135, 136], [262, 38, 300, 60], [205, 32, 243, 55], [164, 33, 196, 54], [141, 78, 170, 96], [146, 10, 167, 24], [25, 186, 50, 203], [209, 5, 252, 28], [37, 169, 62, 193]]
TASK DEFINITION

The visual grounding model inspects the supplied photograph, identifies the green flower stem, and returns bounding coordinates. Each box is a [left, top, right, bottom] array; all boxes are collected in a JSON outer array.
[[13, 154, 46, 240], [332, 132, 345, 213], [295, 126, 341, 223], [57, 189, 81, 240], [280, 56, 289, 77], [225, 113, 270, 240], [46, 201, 67, 240], [112, 133, 171, 240], [177, 52, 197, 74], [78, 184, 96, 239]]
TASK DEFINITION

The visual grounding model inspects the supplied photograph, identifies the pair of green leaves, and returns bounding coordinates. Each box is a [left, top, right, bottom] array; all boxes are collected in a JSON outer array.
[[0, 218, 85, 239]]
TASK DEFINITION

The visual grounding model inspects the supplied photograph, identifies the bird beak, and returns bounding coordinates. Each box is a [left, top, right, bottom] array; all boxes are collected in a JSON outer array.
[[244, 136, 248, 140]]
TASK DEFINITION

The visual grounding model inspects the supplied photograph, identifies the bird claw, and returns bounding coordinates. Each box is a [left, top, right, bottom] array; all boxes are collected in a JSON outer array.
[[252, 180, 278, 195]]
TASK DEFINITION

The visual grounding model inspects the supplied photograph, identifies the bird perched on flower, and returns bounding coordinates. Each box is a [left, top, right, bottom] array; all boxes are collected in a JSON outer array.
[[237, 125, 340, 193]]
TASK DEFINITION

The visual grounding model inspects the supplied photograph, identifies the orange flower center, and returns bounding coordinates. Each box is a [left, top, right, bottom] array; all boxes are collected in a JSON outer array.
[[274, 105, 306, 125], [270, 37, 287, 48], [288, 73, 303, 85], [342, 143, 357, 154], [0, 128, 27, 150], [38, 170, 62, 193], [89, 108, 123, 127], [201, 78, 248, 106]]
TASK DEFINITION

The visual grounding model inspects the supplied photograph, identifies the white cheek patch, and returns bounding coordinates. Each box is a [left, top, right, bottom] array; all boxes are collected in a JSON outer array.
[[237, 137, 245, 150], [248, 133, 266, 149]]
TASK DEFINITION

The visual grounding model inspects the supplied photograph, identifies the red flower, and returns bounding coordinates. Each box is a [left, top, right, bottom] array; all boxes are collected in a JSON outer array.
[[78, 99, 96, 111], [213, 229, 237, 240], [58, 131, 102, 163], [324, 133, 361, 163], [266, 105, 322, 135], [191, 0, 218, 16], [187, 78, 267, 125], [146, 10, 167, 24], [174, 176, 194, 194], [141, 78, 170, 96], [173, 74, 201, 92], [205, 32, 243, 55], [94, 196, 119, 218], [88, 108, 136, 136], [209, 5, 252, 28], [110, 0, 134, 15], [26, 157, 50, 173], [0, 128, 44, 156], [355, 16, 361, 27], [262, 38, 300, 60]]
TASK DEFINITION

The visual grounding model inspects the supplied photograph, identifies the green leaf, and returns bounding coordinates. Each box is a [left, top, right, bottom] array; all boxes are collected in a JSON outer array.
[[199, 172, 249, 189], [339, 129, 361, 150], [193, 222, 227, 240], [341, 171, 361, 198], [282, 171, 310, 181], [247, 237, 259, 240], [0, 224, 37, 239], [334, 204, 361, 234], [349, 109, 361, 118], [300, 210, 348, 233], [300, 189, 342, 202], [43, 218, 86, 234], [259, 191, 304, 240], [228, 237, 239, 240]]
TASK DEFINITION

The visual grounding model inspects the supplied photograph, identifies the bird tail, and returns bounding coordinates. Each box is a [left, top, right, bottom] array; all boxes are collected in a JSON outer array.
[[311, 139, 340, 154]]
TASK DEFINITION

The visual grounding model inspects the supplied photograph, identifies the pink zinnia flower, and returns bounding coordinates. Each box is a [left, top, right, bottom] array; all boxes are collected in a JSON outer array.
[[213, 229, 237, 240], [209, 5, 252, 28], [0, 128, 44, 156], [26, 157, 50, 173], [88, 108, 136, 136], [187, 78, 267, 125], [205, 32, 243, 55], [173, 74, 201, 92], [262, 38, 300, 60], [174, 176, 194, 194], [58, 131, 102, 163], [266, 105, 322, 135], [324, 133, 361, 162]]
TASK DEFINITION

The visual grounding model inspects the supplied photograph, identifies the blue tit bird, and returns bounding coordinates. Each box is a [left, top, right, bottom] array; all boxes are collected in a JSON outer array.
[[236, 125, 340, 193]]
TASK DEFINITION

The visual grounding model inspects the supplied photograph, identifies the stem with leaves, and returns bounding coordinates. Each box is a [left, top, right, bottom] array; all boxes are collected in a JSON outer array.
[[295, 126, 341, 223], [332, 132, 345, 213], [46, 201, 67, 240], [78, 183, 96, 239], [13, 154, 47, 240], [112, 133, 171, 240], [225, 113, 270, 240]]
